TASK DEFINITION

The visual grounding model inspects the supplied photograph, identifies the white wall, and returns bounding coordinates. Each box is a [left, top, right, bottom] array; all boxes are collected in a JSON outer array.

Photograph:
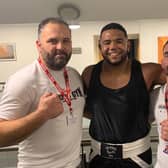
[[0, 24, 38, 81], [0, 19, 168, 81], [71, 19, 168, 70], [0, 19, 168, 127]]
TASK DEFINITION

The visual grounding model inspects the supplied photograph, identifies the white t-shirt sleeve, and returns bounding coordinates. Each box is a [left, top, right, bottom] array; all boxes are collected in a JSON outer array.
[[0, 75, 34, 120]]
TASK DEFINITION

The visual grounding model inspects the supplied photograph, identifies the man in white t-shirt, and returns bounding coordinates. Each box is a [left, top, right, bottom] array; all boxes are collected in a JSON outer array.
[[0, 17, 85, 168], [150, 40, 168, 168]]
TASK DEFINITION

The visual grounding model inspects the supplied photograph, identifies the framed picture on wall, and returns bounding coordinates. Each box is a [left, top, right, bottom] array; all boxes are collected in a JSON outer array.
[[158, 36, 168, 63], [0, 43, 16, 61]]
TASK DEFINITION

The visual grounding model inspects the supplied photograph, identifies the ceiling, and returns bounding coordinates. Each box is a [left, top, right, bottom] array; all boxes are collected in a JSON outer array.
[[0, 0, 168, 24]]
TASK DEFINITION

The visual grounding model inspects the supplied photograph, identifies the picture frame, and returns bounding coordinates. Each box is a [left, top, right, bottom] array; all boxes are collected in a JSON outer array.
[[158, 36, 168, 63], [0, 43, 16, 61]]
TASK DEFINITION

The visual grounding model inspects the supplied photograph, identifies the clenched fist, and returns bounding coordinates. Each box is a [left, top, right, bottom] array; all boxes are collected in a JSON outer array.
[[36, 93, 64, 120]]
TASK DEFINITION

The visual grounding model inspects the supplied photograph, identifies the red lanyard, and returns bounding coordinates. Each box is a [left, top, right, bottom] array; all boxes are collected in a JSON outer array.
[[38, 57, 73, 115]]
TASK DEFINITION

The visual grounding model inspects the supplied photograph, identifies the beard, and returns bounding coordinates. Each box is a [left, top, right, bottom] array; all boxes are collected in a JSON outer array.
[[41, 49, 71, 70], [102, 51, 128, 66]]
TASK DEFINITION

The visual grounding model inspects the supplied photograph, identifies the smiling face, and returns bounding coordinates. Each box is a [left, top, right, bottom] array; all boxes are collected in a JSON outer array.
[[36, 22, 72, 70], [99, 29, 129, 66]]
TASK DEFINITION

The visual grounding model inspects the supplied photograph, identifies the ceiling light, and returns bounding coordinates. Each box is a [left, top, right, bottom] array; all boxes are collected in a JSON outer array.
[[57, 3, 80, 29], [69, 24, 80, 29]]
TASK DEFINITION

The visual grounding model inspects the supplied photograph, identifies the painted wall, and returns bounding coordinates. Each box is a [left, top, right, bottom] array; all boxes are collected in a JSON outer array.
[[0, 19, 168, 127], [1, 19, 168, 80]]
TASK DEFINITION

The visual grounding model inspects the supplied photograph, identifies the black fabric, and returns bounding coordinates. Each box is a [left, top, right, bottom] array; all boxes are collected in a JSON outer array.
[[86, 59, 150, 143]]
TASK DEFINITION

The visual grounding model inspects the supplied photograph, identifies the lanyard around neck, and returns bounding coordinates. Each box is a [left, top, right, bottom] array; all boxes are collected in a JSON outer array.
[[38, 57, 73, 114]]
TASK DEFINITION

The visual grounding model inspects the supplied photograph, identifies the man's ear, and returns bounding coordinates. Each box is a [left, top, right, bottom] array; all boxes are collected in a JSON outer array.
[[36, 40, 42, 53], [36, 40, 41, 48]]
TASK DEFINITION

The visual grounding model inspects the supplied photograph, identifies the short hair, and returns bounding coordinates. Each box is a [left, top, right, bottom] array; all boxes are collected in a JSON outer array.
[[38, 17, 70, 38], [100, 22, 128, 38], [163, 40, 168, 51]]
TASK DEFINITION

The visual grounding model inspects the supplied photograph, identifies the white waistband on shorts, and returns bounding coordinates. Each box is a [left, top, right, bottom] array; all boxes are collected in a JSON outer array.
[[91, 134, 151, 159]]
